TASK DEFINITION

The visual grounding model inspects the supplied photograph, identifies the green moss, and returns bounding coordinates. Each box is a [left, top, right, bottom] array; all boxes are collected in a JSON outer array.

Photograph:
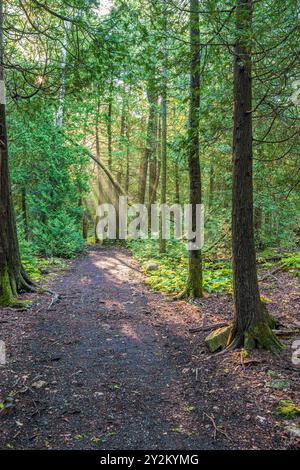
[[205, 325, 232, 352], [276, 400, 300, 419], [0, 268, 14, 307], [246, 320, 285, 353], [10, 299, 32, 310], [0, 269, 33, 309], [128, 239, 232, 295], [279, 252, 300, 277]]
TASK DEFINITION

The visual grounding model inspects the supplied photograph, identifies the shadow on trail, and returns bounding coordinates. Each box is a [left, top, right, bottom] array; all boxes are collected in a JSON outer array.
[[0, 246, 267, 450]]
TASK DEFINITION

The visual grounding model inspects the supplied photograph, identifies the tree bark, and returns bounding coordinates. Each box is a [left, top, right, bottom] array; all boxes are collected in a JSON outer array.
[[138, 79, 157, 205], [56, 19, 70, 127], [229, 0, 283, 352], [182, 0, 203, 298], [208, 163, 214, 209], [21, 187, 29, 240], [95, 98, 103, 243], [175, 159, 180, 204], [0, 0, 34, 306], [125, 120, 130, 193], [107, 82, 113, 171], [159, 0, 168, 253]]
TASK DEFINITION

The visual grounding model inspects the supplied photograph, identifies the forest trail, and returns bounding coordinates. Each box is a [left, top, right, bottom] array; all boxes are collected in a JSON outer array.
[[0, 246, 229, 450], [1, 246, 298, 450]]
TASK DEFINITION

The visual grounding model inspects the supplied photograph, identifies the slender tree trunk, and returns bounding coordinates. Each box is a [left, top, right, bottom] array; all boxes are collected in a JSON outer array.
[[82, 209, 89, 241], [0, 0, 34, 306], [125, 121, 130, 193], [56, 19, 70, 127], [118, 93, 127, 188], [21, 187, 29, 240], [175, 159, 180, 204], [159, 94, 167, 252], [183, 0, 203, 298], [148, 119, 157, 205], [229, 0, 282, 352], [95, 98, 103, 243], [107, 83, 113, 171], [138, 80, 157, 205], [208, 163, 214, 209], [148, 108, 158, 228], [149, 114, 161, 207], [159, 0, 168, 252]]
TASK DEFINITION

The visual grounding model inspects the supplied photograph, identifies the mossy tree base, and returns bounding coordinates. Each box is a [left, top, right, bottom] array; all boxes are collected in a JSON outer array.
[[242, 320, 285, 354], [0, 267, 35, 309], [205, 314, 285, 354], [0, 268, 14, 307], [173, 280, 203, 301]]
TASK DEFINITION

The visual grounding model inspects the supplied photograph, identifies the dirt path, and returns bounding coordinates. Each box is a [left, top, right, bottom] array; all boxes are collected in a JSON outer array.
[[0, 246, 299, 450]]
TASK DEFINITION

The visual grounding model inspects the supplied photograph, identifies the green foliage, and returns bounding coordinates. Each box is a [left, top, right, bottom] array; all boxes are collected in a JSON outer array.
[[32, 213, 85, 258], [22, 254, 66, 283], [128, 239, 232, 294], [276, 400, 300, 419], [9, 103, 89, 259], [257, 249, 300, 276], [279, 252, 300, 276]]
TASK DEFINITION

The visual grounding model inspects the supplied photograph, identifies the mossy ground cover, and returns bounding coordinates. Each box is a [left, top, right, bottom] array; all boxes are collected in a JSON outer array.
[[21, 255, 66, 283], [128, 240, 299, 296], [128, 239, 232, 295]]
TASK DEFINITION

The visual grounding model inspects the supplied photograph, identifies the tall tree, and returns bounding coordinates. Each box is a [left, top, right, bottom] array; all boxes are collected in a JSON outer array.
[[56, 18, 70, 127], [178, 0, 203, 298], [159, 0, 168, 253], [107, 81, 113, 171], [229, 0, 283, 352], [138, 78, 157, 205], [0, 0, 34, 306]]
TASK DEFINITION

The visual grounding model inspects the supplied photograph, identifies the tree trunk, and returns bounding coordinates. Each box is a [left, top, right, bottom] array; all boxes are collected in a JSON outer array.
[[138, 79, 157, 205], [95, 98, 103, 243], [159, 1, 168, 253], [107, 84, 113, 171], [21, 187, 29, 240], [182, 0, 203, 298], [56, 19, 70, 127], [175, 159, 180, 204], [149, 109, 158, 228], [229, 0, 283, 352], [125, 121, 130, 193], [82, 210, 89, 241], [0, 0, 34, 306], [208, 163, 214, 209], [159, 91, 167, 252], [149, 114, 161, 207]]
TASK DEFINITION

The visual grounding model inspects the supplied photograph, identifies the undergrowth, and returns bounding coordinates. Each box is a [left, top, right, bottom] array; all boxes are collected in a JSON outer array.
[[128, 240, 300, 295], [128, 239, 232, 294]]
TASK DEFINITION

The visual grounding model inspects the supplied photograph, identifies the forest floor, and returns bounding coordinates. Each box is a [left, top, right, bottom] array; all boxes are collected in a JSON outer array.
[[0, 245, 299, 450]]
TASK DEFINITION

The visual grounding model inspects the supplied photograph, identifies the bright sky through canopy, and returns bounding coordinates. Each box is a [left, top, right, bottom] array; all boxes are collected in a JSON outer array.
[[98, 0, 113, 16]]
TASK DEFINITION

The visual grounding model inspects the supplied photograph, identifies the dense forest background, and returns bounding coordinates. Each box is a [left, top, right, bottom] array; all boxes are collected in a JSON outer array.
[[1, 0, 300, 451], [1, 0, 299, 303]]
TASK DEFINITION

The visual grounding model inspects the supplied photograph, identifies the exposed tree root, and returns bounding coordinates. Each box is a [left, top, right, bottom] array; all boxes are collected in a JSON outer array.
[[205, 307, 285, 354], [0, 265, 37, 308], [173, 284, 203, 301]]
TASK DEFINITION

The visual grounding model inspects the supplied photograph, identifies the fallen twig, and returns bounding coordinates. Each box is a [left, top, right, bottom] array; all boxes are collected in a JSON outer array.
[[204, 412, 232, 441], [47, 290, 60, 310], [189, 322, 228, 333], [273, 329, 300, 336], [259, 265, 282, 281]]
